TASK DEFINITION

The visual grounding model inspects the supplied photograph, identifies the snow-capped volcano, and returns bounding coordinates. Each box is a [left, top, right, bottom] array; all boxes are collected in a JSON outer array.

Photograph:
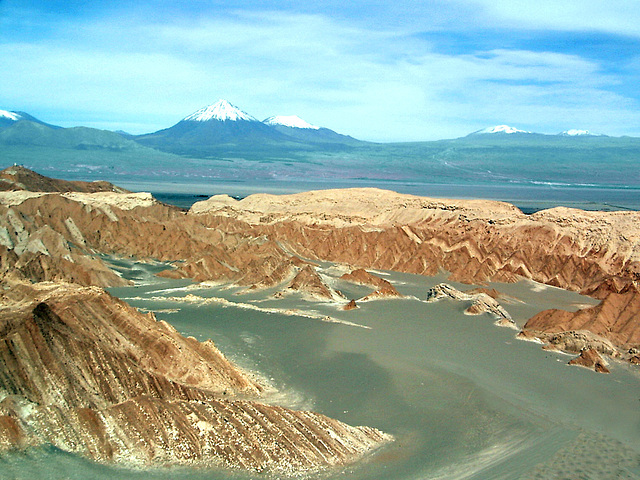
[[0, 110, 22, 121], [136, 99, 362, 154], [475, 125, 531, 134], [559, 129, 603, 137], [182, 100, 257, 122], [263, 115, 320, 130]]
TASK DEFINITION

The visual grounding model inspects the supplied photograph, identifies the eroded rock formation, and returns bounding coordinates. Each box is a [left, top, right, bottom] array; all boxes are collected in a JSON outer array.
[[191, 189, 640, 364], [0, 280, 391, 470], [0, 169, 394, 471], [343, 299, 359, 310], [567, 348, 611, 373], [2, 166, 639, 465], [519, 291, 640, 365], [286, 265, 345, 301], [426, 283, 515, 327], [190, 189, 640, 298], [340, 268, 402, 300]]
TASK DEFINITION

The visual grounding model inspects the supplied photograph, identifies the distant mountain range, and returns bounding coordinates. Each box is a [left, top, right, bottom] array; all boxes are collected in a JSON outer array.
[[0, 112, 146, 151], [469, 124, 605, 137], [1, 102, 639, 195], [0, 104, 615, 149]]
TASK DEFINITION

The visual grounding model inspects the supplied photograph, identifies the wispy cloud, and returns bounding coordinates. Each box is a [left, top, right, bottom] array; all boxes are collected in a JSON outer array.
[[463, 0, 640, 37]]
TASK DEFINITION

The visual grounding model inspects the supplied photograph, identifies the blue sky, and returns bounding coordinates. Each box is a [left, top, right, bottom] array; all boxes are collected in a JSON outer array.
[[1, 0, 639, 141]]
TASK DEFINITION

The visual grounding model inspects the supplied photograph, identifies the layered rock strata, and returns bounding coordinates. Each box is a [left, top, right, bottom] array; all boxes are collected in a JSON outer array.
[[0, 170, 394, 470], [192, 189, 640, 298], [0, 281, 391, 470], [2, 166, 639, 394], [520, 291, 640, 366]]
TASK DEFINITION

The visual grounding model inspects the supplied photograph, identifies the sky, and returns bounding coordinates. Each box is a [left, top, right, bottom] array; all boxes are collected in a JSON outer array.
[[1, 0, 640, 142]]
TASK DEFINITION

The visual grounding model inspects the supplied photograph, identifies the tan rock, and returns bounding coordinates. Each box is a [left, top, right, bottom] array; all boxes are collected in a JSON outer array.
[[522, 292, 640, 353], [343, 299, 359, 310], [426, 283, 514, 325], [341, 268, 402, 298], [286, 265, 344, 301], [568, 348, 611, 373]]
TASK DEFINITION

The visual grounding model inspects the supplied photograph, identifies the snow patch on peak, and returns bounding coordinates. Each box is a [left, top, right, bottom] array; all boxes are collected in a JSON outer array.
[[183, 100, 257, 122], [560, 129, 599, 136], [0, 110, 21, 121], [476, 125, 531, 134], [264, 115, 320, 130]]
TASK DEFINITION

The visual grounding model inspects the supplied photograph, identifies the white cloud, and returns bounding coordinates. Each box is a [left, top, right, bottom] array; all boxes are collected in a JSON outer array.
[[1, 8, 639, 140]]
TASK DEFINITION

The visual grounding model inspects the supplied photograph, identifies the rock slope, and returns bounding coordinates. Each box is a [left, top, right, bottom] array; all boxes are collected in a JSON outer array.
[[567, 348, 610, 373], [0, 280, 391, 471], [286, 265, 345, 301], [0, 165, 128, 193], [2, 167, 639, 410], [426, 283, 515, 327], [191, 189, 640, 297], [521, 291, 640, 362], [340, 268, 402, 300]]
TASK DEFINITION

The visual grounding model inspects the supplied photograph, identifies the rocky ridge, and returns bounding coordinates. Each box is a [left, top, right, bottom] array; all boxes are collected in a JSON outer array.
[[0, 165, 128, 193], [520, 292, 640, 363], [568, 348, 611, 373], [286, 264, 345, 301], [0, 169, 393, 471], [191, 189, 640, 363], [5, 179, 638, 359], [426, 283, 515, 327]]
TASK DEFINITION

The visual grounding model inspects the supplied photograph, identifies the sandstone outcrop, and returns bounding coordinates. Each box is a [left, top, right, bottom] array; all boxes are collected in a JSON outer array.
[[286, 265, 345, 301], [568, 348, 611, 373], [340, 268, 402, 300], [190, 188, 640, 366], [344, 299, 359, 310], [426, 283, 515, 327], [0, 280, 391, 470], [0, 186, 303, 289], [2, 164, 639, 448], [525, 330, 618, 357], [518, 291, 640, 365], [0, 170, 395, 471]]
